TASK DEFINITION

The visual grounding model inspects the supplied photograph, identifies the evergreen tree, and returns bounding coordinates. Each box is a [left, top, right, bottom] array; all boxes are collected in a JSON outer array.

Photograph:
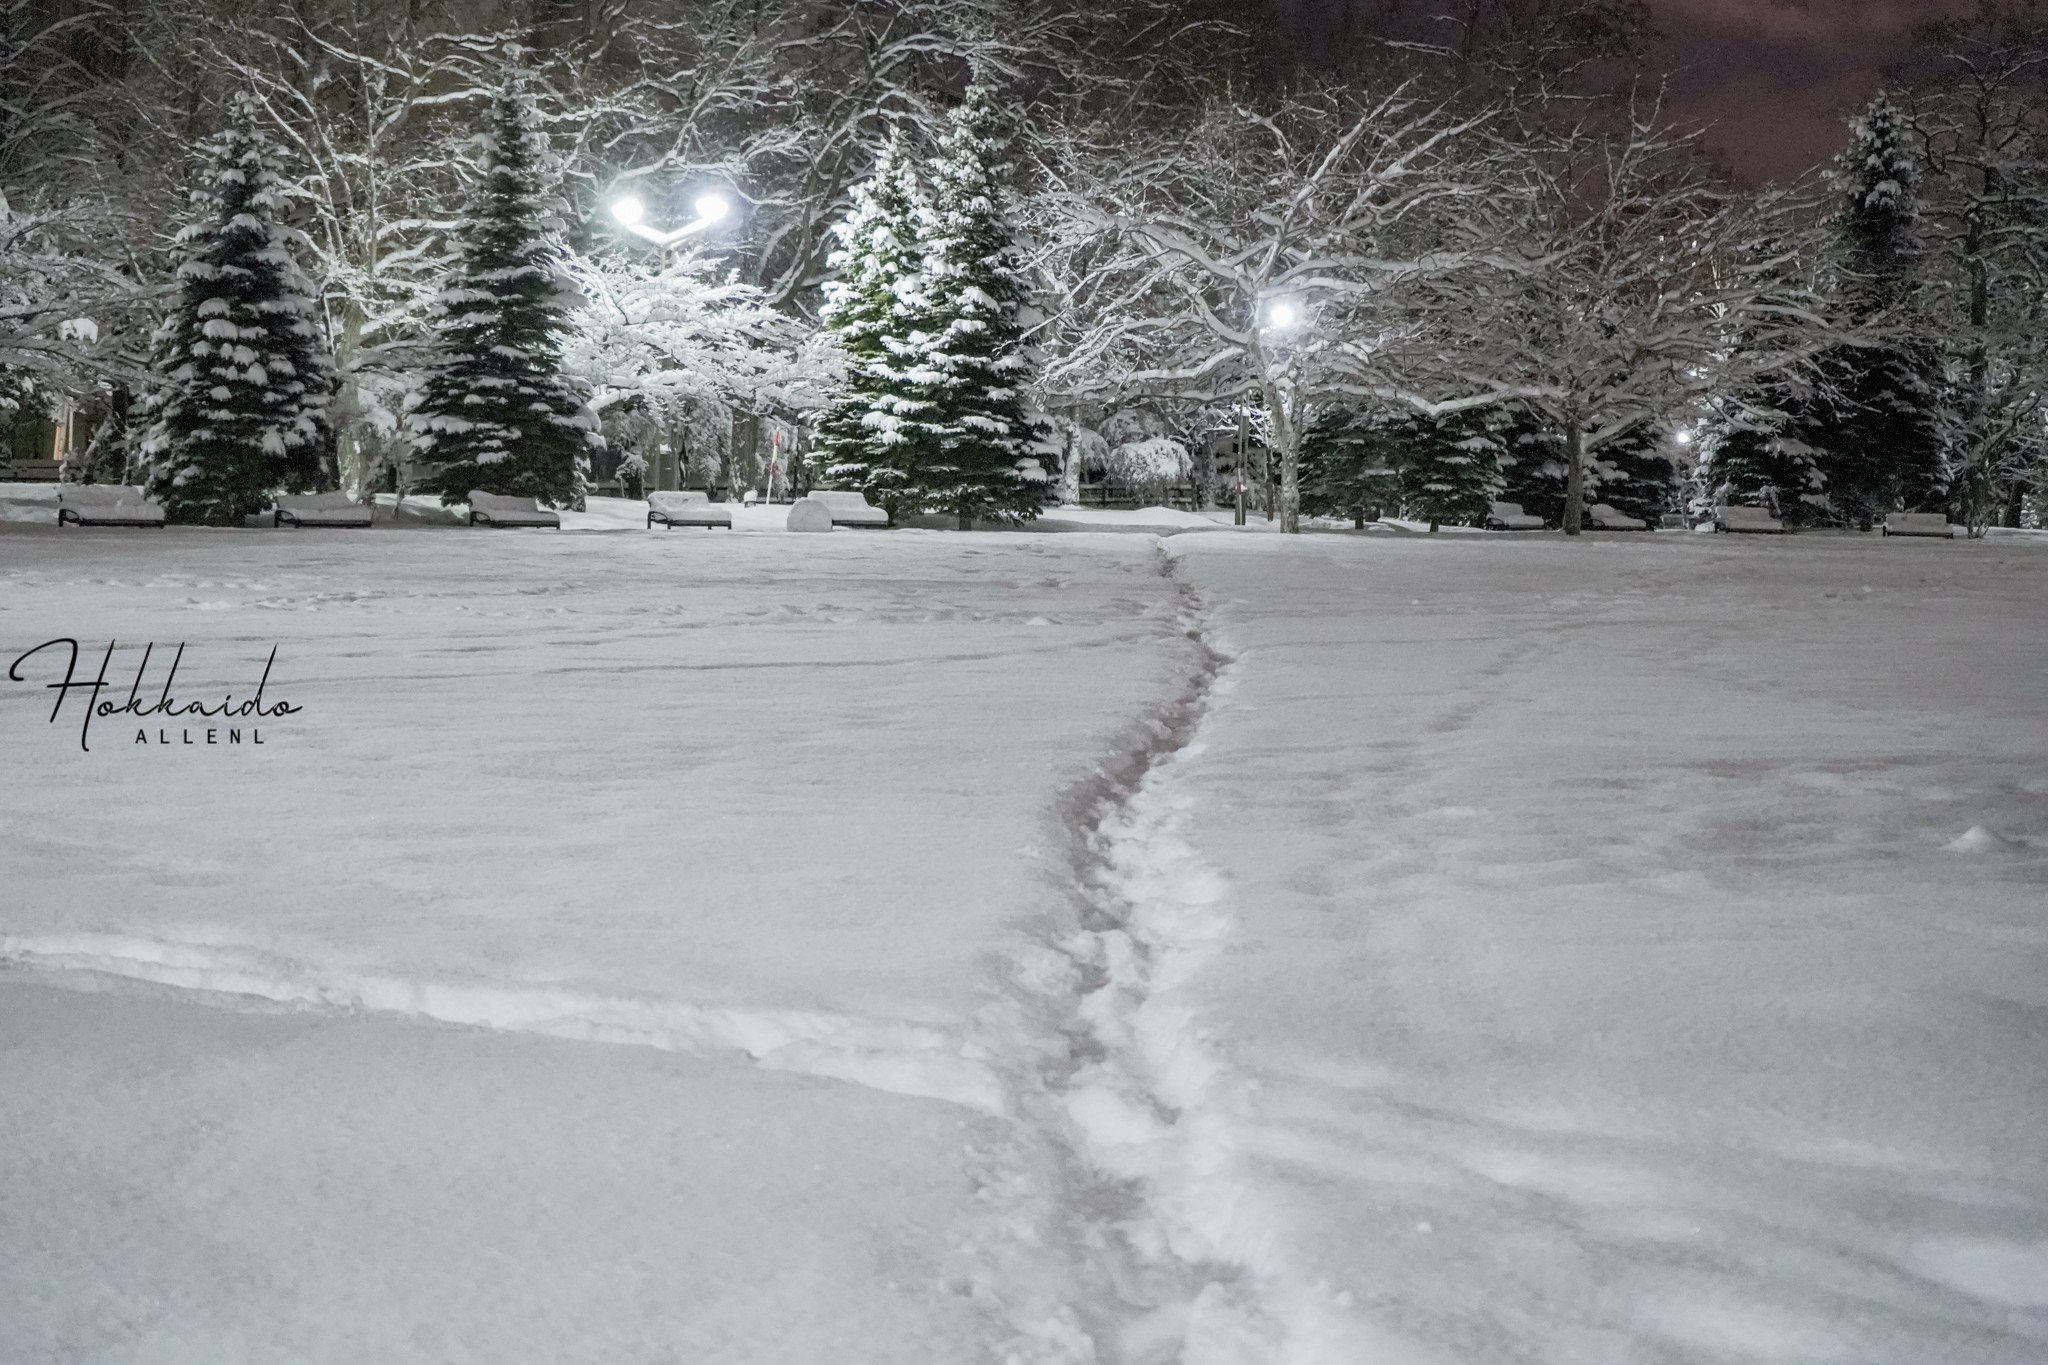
[[1299, 407, 1399, 525], [814, 133, 935, 519], [1700, 239, 1829, 526], [1499, 412, 1570, 526], [1589, 425, 1679, 525], [1395, 410, 1503, 530], [1704, 423, 1827, 524], [141, 92, 336, 524], [408, 82, 598, 509], [905, 79, 1047, 526], [1498, 412, 1672, 525], [1801, 91, 1946, 527]]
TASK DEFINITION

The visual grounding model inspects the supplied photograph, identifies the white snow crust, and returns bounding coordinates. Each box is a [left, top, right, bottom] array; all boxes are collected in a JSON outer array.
[[3, 520, 2043, 1364]]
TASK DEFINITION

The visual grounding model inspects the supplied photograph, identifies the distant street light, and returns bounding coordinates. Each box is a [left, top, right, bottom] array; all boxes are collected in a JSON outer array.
[[610, 189, 732, 249], [1265, 299, 1300, 330]]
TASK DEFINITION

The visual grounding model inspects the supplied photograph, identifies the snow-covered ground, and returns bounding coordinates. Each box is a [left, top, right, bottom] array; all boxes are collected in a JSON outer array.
[[2, 520, 2043, 1364]]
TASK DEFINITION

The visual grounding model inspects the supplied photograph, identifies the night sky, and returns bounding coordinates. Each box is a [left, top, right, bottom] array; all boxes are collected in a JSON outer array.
[[1276, 2, 1973, 183], [1649, 0, 1968, 182]]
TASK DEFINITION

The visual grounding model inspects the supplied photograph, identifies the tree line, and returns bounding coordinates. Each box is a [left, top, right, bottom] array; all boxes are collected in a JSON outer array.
[[2, 0, 2044, 532]]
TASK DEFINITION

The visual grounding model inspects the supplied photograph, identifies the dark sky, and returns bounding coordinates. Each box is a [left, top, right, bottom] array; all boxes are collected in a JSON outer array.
[[1273, 2, 1974, 182], [1648, 1, 1969, 182]]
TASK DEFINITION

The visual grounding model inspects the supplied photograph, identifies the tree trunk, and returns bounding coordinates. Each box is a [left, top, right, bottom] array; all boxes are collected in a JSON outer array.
[[1279, 428, 1300, 534], [1562, 417, 1586, 535], [1234, 409, 1248, 526]]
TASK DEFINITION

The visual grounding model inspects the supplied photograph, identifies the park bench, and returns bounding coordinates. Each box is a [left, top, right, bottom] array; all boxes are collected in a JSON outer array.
[[647, 490, 732, 529], [1710, 505, 1787, 534], [1, 459, 61, 483], [467, 490, 561, 528], [1486, 500, 1546, 530], [275, 491, 373, 528], [806, 490, 890, 527], [56, 484, 166, 527], [1882, 511, 1956, 539], [1587, 503, 1648, 530]]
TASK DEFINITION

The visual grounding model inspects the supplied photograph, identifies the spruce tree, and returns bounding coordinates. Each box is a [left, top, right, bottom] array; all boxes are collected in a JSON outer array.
[[814, 134, 936, 519], [1589, 426, 1679, 525], [1299, 407, 1400, 525], [1395, 410, 1503, 530], [142, 92, 336, 524], [408, 82, 598, 509], [1499, 412, 1570, 527], [1801, 91, 1945, 527], [906, 79, 1047, 526]]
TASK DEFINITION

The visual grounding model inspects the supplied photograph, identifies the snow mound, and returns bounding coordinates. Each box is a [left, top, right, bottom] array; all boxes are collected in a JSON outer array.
[[0, 932, 1009, 1115], [785, 498, 832, 532], [1945, 824, 2022, 854]]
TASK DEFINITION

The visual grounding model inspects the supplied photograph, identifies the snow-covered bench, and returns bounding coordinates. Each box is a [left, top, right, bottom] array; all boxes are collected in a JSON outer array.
[[1882, 511, 1956, 539], [1486, 500, 1545, 530], [1587, 503, 1647, 530], [57, 484, 166, 528], [467, 491, 560, 529], [805, 490, 890, 528], [647, 490, 731, 529], [274, 491, 373, 528], [1710, 505, 1786, 534]]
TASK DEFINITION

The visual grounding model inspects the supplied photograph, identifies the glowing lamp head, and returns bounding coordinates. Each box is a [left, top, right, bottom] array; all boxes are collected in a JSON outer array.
[[694, 192, 730, 223], [1266, 300, 1299, 329], [610, 195, 645, 227], [1675, 429, 1695, 446]]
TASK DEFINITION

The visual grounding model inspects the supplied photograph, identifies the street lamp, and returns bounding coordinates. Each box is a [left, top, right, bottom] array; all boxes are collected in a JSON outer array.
[[1265, 299, 1300, 330], [610, 189, 732, 249]]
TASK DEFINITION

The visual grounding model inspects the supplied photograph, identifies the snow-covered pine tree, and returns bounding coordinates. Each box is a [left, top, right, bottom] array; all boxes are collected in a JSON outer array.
[[1589, 426, 1679, 524], [1801, 91, 1946, 527], [814, 133, 935, 519], [1704, 383, 1828, 526], [407, 81, 599, 509], [1299, 407, 1400, 526], [1394, 410, 1503, 530], [906, 78, 1047, 526], [1498, 411, 1568, 527], [141, 92, 336, 524]]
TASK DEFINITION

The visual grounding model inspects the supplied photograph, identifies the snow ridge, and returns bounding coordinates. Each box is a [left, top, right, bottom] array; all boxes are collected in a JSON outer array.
[[993, 544, 1358, 1365], [0, 932, 1008, 1115]]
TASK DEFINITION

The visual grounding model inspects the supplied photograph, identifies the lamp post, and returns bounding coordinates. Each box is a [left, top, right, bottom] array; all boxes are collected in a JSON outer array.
[[1256, 297, 1305, 525], [609, 190, 731, 250]]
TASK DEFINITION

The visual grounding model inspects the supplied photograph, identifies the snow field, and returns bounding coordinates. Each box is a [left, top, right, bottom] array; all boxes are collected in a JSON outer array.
[[4, 523, 2044, 1364], [0, 524, 1198, 1363], [1158, 532, 2048, 1363], [0, 978, 996, 1365]]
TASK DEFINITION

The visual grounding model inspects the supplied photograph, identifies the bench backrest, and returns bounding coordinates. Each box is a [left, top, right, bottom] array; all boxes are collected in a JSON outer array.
[[1490, 501, 1526, 518], [1886, 512, 1950, 531], [468, 490, 544, 514], [1716, 505, 1781, 527], [809, 490, 875, 513], [647, 491, 710, 509], [1589, 503, 1627, 517], [59, 484, 153, 506], [277, 491, 361, 511]]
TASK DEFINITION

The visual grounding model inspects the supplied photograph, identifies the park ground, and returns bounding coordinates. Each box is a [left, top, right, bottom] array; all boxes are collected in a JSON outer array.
[[2, 517, 2044, 1365]]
